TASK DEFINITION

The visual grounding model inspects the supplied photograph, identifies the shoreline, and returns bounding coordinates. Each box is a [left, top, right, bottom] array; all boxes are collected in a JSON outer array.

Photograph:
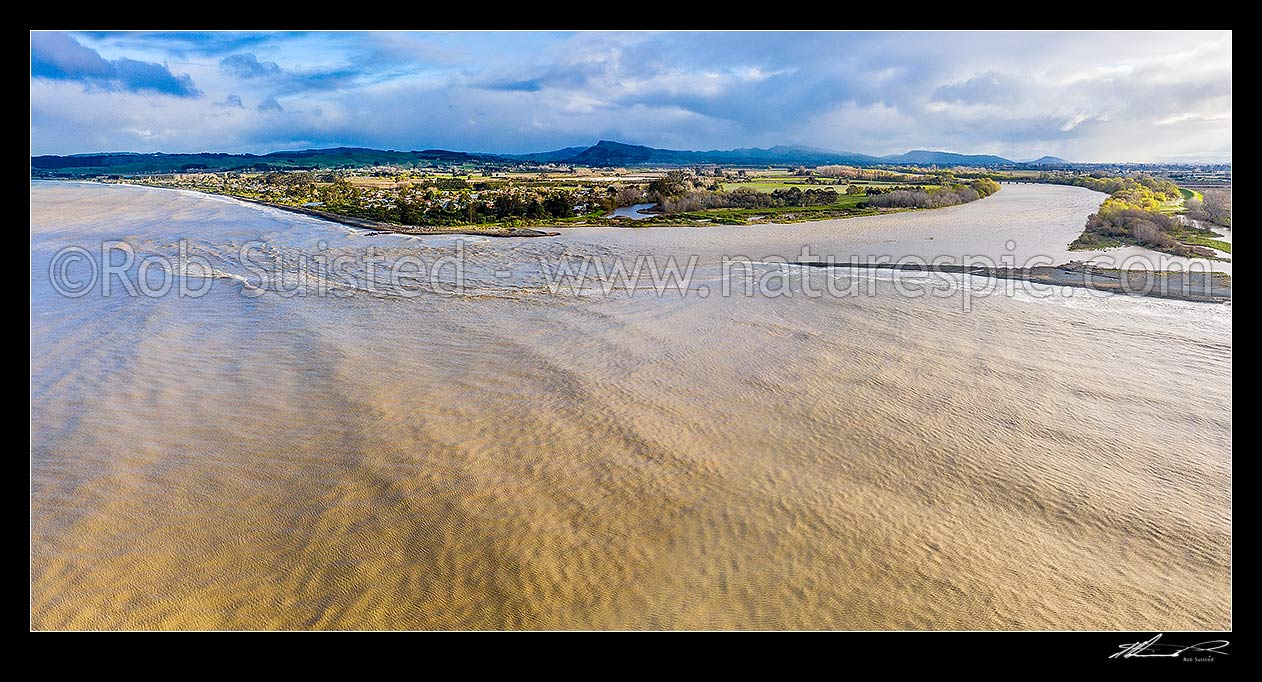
[[43, 177, 991, 233], [791, 260, 1232, 303], [33, 177, 555, 238], [234, 197, 562, 238]]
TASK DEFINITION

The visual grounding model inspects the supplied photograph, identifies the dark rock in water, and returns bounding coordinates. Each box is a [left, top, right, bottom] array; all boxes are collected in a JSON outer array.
[[791, 259, 1231, 303]]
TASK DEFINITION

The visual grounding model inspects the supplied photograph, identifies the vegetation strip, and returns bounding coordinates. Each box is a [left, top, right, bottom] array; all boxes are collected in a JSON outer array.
[[89, 164, 1004, 234], [238, 197, 560, 238], [1019, 174, 1230, 260]]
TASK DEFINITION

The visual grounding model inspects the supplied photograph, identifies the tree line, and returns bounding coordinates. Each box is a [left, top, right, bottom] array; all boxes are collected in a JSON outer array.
[[656, 186, 848, 213], [866, 178, 1001, 209], [1064, 173, 1224, 259], [1185, 190, 1231, 227]]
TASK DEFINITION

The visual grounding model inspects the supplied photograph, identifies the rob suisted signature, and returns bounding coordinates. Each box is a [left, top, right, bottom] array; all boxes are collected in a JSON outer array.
[[1111, 634, 1229, 661]]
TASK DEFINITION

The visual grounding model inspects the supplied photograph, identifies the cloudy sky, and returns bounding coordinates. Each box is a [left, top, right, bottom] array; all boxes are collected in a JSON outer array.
[[30, 30, 1232, 162]]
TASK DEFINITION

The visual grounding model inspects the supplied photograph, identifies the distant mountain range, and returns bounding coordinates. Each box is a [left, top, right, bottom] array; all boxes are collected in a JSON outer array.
[[31, 140, 1074, 175], [503, 141, 1036, 167], [30, 147, 479, 175]]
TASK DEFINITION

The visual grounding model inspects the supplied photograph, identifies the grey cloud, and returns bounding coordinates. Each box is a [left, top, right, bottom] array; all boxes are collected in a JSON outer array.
[[257, 97, 283, 113], [932, 72, 1027, 105], [31, 31, 200, 98], [220, 53, 282, 79]]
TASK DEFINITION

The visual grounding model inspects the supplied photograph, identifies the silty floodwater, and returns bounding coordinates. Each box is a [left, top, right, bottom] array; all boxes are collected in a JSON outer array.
[[31, 181, 1231, 629]]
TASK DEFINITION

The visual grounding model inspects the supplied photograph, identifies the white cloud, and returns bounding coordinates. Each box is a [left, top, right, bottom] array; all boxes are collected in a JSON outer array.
[[30, 30, 1232, 162]]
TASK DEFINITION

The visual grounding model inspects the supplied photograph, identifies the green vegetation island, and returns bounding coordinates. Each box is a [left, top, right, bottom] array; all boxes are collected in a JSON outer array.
[[43, 157, 1007, 236], [1011, 172, 1231, 261]]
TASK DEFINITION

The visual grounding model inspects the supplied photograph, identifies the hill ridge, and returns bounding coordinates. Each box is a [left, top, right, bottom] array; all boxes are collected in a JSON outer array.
[[33, 141, 1064, 175]]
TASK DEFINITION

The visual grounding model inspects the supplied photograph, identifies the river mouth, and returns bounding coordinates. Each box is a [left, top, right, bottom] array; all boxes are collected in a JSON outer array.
[[30, 181, 1232, 630]]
